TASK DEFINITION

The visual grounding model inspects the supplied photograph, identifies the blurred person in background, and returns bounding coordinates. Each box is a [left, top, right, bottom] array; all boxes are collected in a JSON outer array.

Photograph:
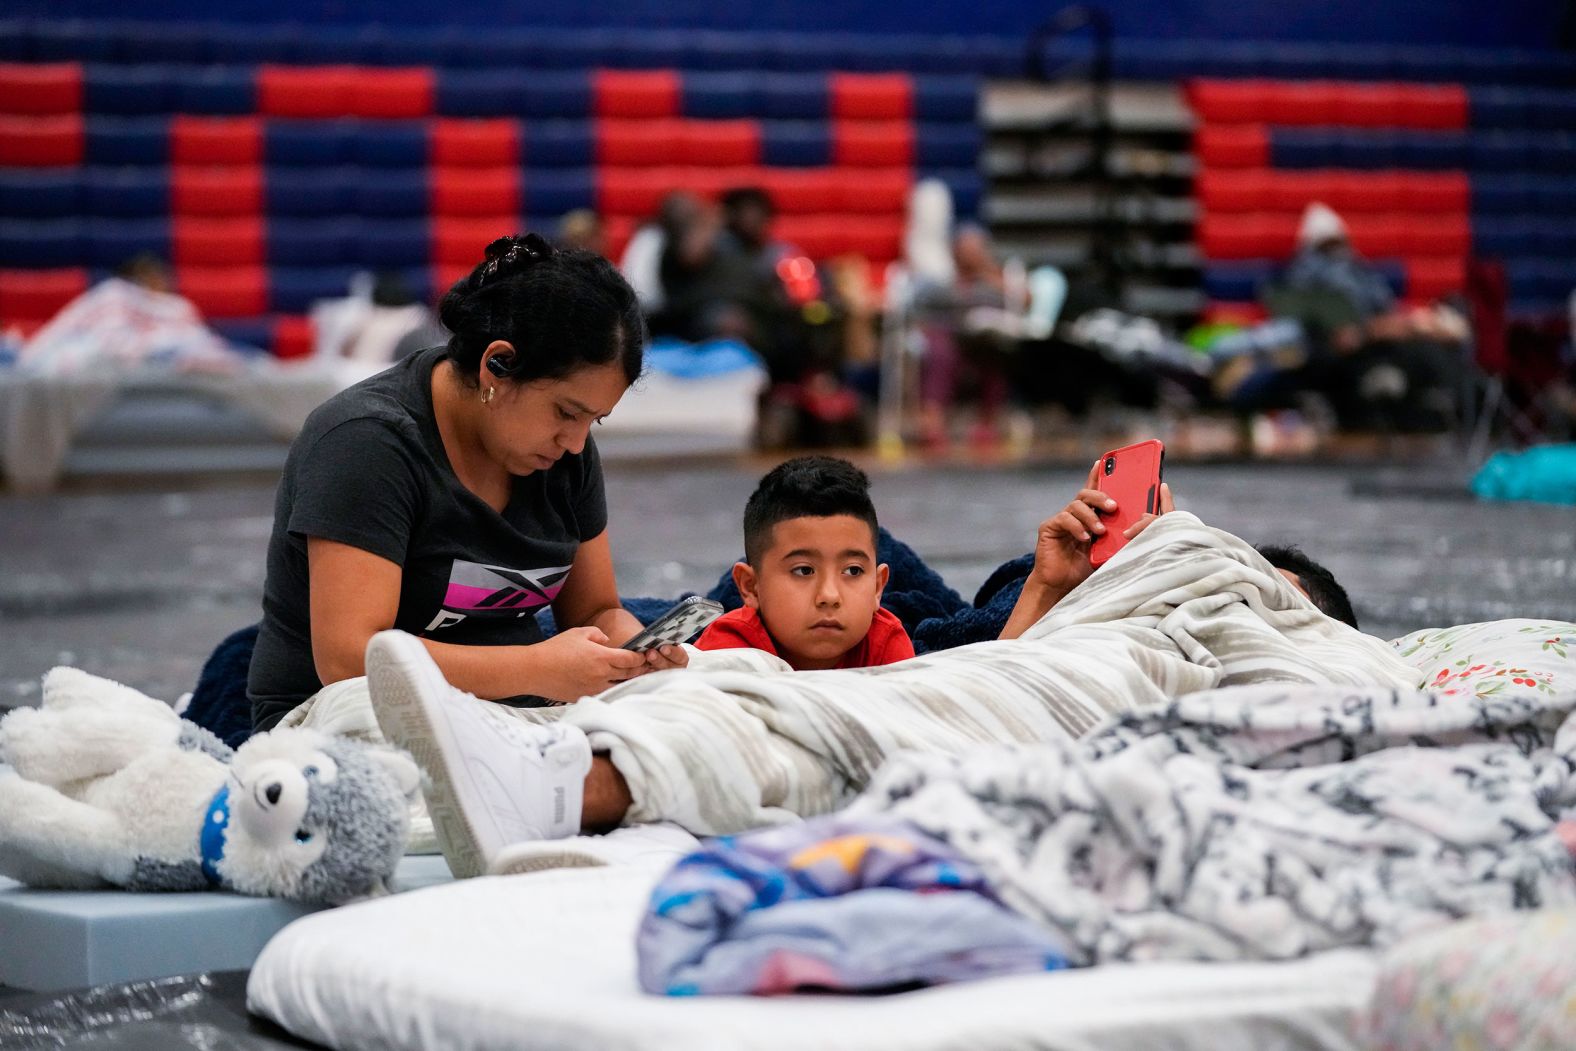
[[556, 209, 607, 258]]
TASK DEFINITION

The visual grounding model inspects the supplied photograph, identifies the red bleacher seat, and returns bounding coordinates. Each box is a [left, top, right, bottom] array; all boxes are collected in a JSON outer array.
[[177, 267, 267, 318], [1406, 257, 1467, 299], [603, 214, 637, 262], [257, 66, 355, 119], [0, 115, 84, 166], [1263, 170, 1324, 212], [597, 120, 679, 167], [1398, 171, 1470, 212], [1187, 80, 1270, 125], [1198, 214, 1296, 260], [596, 169, 678, 217], [832, 122, 913, 167], [593, 71, 680, 119], [1402, 215, 1471, 257], [681, 120, 760, 166], [831, 167, 909, 213], [759, 169, 840, 213], [830, 74, 913, 121], [1346, 215, 1409, 258], [1393, 85, 1468, 130], [430, 119, 520, 167], [1193, 125, 1269, 168], [431, 167, 519, 216], [0, 268, 88, 322], [0, 64, 83, 115], [171, 167, 263, 216], [1197, 169, 1272, 213], [272, 315, 316, 359], [173, 216, 264, 267], [170, 116, 263, 166], [1331, 84, 1402, 127], [434, 217, 519, 266], [349, 68, 434, 119], [1263, 82, 1339, 126]]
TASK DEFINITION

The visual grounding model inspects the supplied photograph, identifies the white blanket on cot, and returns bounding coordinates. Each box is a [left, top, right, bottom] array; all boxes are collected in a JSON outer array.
[[548, 512, 1419, 834]]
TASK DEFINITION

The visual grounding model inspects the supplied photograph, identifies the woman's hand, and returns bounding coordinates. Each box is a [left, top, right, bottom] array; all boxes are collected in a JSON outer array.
[[531, 627, 651, 703]]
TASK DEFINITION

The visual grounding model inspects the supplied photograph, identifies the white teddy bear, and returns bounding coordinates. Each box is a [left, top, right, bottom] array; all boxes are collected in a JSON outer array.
[[0, 667, 420, 904]]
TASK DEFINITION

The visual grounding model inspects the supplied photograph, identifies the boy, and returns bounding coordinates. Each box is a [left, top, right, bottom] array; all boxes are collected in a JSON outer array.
[[695, 455, 914, 669]]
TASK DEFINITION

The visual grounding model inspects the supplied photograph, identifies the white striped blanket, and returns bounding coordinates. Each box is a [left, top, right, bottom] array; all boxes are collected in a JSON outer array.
[[559, 512, 1420, 835]]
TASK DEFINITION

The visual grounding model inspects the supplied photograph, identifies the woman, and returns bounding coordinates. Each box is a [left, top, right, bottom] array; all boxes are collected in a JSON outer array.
[[249, 233, 685, 733]]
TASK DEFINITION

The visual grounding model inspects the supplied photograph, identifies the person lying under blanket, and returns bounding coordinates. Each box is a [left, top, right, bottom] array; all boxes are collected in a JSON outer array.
[[366, 485, 1402, 881]]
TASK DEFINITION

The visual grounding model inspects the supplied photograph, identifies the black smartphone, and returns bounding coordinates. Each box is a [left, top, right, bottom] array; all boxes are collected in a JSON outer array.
[[621, 596, 725, 651]]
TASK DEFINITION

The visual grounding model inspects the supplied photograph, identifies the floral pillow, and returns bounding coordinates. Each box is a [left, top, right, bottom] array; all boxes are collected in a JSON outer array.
[[1390, 619, 1575, 698]]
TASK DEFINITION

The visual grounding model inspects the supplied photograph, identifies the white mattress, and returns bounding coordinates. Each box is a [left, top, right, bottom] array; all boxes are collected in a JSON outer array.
[[247, 865, 1377, 1051]]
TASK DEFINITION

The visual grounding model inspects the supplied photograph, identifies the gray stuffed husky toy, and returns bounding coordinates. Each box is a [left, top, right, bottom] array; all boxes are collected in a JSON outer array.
[[0, 667, 419, 904]]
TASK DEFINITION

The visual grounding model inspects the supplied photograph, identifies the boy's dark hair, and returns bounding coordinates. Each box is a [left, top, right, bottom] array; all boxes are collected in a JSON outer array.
[[1255, 544, 1359, 629], [743, 456, 879, 566], [439, 232, 645, 388]]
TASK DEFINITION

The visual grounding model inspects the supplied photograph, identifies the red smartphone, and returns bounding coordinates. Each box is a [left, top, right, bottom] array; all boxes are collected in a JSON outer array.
[[1089, 439, 1165, 567]]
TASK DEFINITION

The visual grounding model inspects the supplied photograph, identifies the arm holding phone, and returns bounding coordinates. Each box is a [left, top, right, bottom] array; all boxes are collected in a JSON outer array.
[[998, 456, 1175, 641]]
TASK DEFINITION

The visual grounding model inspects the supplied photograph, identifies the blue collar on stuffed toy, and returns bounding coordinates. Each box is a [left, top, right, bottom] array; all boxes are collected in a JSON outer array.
[[200, 783, 231, 887]]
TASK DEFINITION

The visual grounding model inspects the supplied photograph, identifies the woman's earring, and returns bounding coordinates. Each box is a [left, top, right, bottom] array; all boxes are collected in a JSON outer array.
[[482, 386, 496, 405]]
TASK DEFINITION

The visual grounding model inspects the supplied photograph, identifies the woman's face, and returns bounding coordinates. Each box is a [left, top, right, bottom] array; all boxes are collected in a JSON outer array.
[[479, 360, 630, 476]]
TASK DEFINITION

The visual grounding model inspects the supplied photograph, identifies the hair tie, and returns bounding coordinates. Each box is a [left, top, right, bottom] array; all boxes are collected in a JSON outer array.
[[479, 233, 556, 286]]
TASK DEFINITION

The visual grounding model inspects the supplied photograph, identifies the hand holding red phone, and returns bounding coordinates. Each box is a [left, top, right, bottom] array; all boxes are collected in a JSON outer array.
[[1027, 455, 1174, 597]]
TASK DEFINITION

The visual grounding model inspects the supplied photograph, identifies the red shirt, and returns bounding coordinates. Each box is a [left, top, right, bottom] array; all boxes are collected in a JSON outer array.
[[694, 606, 915, 669]]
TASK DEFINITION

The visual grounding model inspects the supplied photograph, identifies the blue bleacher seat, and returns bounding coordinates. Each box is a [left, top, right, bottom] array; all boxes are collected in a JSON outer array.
[[291, 26, 383, 65], [120, 23, 211, 64], [206, 23, 299, 64], [265, 168, 353, 217], [83, 168, 169, 217], [925, 34, 1019, 77], [437, 71, 520, 117], [519, 71, 592, 119], [0, 220, 85, 267], [1269, 130, 1338, 169], [1470, 88, 1530, 130], [397, 265, 433, 306], [827, 32, 923, 73], [522, 122, 594, 168], [1264, 42, 1348, 80], [29, 19, 117, 62], [373, 26, 461, 66], [210, 317, 275, 351], [682, 30, 770, 72], [605, 29, 688, 70], [1533, 134, 1576, 173], [0, 20, 29, 61], [525, 28, 617, 69], [84, 117, 169, 166], [270, 266, 358, 313], [933, 168, 983, 218], [348, 121, 427, 168], [1532, 90, 1576, 131], [1390, 46, 1464, 83], [761, 74, 828, 120], [1507, 259, 1576, 303], [761, 123, 831, 167], [1323, 44, 1396, 82], [0, 171, 84, 220], [914, 76, 979, 122], [1111, 39, 1195, 82], [523, 169, 595, 217], [1468, 133, 1533, 173], [265, 121, 351, 167], [85, 219, 171, 268], [354, 170, 428, 216], [83, 66, 175, 116], [267, 219, 352, 267], [1392, 131, 1466, 170], [1471, 175, 1531, 215], [171, 67, 256, 116], [347, 219, 430, 268], [1473, 218, 1541, 259], [1532, 176, 1576, 215], [1202, 263, 1270, 302], [916, 124, 981, 168], [681, 72, 761, 119]]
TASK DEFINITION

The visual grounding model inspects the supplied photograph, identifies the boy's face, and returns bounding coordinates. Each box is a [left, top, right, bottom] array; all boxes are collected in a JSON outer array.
[[733, 514, 888, 671]]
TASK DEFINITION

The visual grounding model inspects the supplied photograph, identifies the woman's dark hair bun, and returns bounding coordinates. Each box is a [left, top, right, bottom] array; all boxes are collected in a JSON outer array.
[[438, 231, 645, 389]]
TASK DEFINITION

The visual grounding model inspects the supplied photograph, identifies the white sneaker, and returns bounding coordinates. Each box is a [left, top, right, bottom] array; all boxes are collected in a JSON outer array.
[[366, 631, 592, 879], [486, 822, 700, 877]]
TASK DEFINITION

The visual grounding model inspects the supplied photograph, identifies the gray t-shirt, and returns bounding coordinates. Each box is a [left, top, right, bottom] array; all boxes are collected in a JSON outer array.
[[248, 346, 608, 731]]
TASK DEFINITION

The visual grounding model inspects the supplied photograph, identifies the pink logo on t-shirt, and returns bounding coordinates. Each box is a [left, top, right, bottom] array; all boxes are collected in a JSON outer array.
[[426, 559, 572, 631]]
